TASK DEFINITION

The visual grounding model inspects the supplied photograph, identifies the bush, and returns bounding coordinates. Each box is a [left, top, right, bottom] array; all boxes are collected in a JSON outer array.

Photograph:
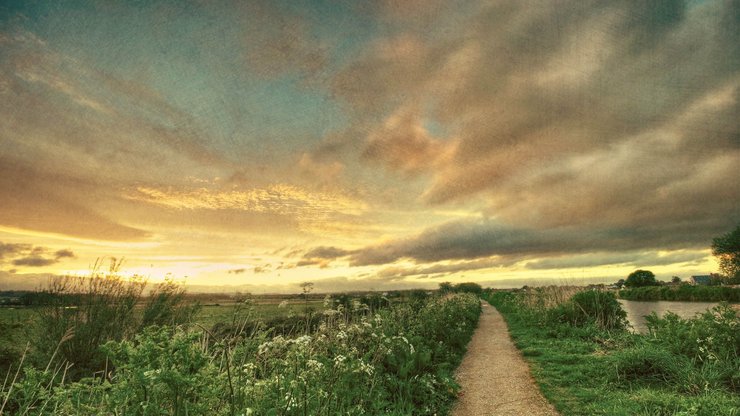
[[645, 304, 740, 392], [549, 290, 628, 331]]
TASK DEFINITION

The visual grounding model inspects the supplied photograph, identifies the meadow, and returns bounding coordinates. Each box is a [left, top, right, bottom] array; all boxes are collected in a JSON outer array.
[[484, 287, 740, 415], [0, 274, 481, 415]]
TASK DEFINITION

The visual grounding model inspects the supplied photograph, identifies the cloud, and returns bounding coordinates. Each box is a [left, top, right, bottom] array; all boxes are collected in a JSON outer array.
[[126, 184, 368, 236], [0, 242, 75, 268], [298, 153, 345, 185], [303, 246, 352, 260], [12, 256, 57, 267], [228, 268, 246, 275], [375, 257, 516, 280], [328, 0, 739, 239], [0, 27, 232, 240], [339, 217, 727, 267], [295, 258, 331, 269], [0, 158, 149, 241], [54, 249, 75, 259], [362, 107, 454, 175], [525, 250, 709, 270], [0, 243, 31, 260]]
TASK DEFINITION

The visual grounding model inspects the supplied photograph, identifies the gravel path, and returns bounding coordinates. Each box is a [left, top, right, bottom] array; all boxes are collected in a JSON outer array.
[[451, 302, 559, 416]]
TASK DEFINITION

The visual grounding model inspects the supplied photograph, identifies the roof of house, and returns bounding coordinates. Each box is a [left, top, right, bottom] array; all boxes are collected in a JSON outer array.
[[690, 275, 711, 284]]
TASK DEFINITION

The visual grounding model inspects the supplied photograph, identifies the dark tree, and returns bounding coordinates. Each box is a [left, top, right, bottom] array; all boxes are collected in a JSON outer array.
[[624, 270, 658, 288], [438, 282, 454, 293], [712, 225, 740, 278], [454, 282, 483, 295]]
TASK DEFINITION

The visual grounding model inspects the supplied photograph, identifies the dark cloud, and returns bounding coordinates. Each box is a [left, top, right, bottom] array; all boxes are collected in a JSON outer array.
[[228, 268, 246, 275], [375, 257, 515, 280], [1, 242, 75, 268], [0, 243, 31, 260], [295, 258, 330, 269], [303, 246, 352, 260], [54, 249, 76, 259], [12, 256, 56, 267], [253, 264, 273, 274], [344, 218, 729, 267]]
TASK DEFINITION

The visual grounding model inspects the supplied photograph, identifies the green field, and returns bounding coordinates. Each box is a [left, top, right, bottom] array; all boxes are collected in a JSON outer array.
[[0, 297, 327, 361]]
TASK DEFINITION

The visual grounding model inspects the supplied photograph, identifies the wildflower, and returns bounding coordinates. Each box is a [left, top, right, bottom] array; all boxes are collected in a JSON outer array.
[[278, 300, 289, 308], [307, 359, 323, 370], [358, 360, 374, 376], [294, 335, 312, 346]]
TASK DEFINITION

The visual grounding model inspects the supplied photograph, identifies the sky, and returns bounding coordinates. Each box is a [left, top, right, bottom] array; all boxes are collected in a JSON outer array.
[[0, 0, 738, 293]]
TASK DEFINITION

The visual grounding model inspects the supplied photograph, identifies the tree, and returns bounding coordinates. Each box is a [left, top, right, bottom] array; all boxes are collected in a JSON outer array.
[[712, 225, 740, 279], [671, 276, 681, 284], [624, 269, 657, 288], [438, 282, 454, 293], [454, 282, 483, 295]]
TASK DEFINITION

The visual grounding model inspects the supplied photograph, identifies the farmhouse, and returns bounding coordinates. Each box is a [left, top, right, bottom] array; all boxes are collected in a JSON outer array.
[[689, 275, 711, 285]]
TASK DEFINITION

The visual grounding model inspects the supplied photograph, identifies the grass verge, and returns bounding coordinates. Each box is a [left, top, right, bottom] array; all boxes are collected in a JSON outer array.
[[484, 289, 740, 416]]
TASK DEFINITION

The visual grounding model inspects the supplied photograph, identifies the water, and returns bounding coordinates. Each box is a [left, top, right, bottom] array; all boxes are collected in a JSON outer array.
[[617, 299, 719, 334]]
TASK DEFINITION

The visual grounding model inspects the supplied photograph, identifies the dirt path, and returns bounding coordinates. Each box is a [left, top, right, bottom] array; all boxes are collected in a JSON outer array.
[[451, 302, 559, 416]]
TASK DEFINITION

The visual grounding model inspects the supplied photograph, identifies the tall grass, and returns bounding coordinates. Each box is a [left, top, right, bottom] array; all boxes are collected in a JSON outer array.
[[487, 286, 627, 331], [619, 285, 740, 302], [31, 258, 198, 379], [1, 292, 480, 415]]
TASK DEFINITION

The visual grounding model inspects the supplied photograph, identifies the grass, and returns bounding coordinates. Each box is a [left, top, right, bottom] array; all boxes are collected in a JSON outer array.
[[0, 298, 325, 378], [0, 292, 481, 415], [484, 289, 740, 416], [619, 285, 740, 302]]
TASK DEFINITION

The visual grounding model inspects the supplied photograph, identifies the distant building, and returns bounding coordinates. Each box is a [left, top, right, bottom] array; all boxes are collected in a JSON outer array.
[[690, 275, 711, 286]]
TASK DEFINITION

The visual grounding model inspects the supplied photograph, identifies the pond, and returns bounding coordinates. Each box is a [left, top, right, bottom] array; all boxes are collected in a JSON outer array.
[[617, 299, 719, 334]]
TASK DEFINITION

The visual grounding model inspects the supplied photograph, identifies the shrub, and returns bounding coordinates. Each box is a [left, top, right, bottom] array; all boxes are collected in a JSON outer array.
[[549, 290, 628, 331], [645, 304, 740, 392]]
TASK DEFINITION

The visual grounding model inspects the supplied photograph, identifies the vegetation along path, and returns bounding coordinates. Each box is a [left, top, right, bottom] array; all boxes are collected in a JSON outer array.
[[452, 302, 559, 416]]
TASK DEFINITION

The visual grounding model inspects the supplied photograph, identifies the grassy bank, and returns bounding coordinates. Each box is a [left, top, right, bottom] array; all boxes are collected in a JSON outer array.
[[1, 292, 480, 415], [619, 285, 740, 302], [483, 288, 740, 416]]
